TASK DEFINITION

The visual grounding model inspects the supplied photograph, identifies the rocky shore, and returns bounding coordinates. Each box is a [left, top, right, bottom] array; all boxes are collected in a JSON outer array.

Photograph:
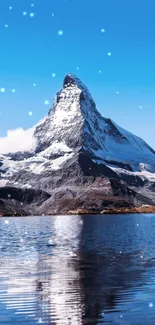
[[1, 205, 155, 217]]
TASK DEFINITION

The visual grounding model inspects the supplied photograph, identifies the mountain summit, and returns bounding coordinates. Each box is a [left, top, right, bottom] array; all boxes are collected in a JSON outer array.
[[34, 73, 97, 153], [34, 73, 155, 171], [0, 74, 155, 215]]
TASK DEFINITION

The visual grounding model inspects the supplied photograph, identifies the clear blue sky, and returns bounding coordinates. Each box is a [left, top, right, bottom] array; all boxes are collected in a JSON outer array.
[[0, 0, 155, 148]]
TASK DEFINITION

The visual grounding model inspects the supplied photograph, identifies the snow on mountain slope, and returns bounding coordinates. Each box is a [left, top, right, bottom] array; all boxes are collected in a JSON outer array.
[[0, 73, 155, 189], [0, 148, 74, 179], [33, 73, 155, 173], [34, 75, 84, 153], [112, 119, 155, 156], [90, 124, 155, 172]]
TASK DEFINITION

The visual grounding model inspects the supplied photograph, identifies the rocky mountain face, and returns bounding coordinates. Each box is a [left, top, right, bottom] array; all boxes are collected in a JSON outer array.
[[0, 74, 155, 215]]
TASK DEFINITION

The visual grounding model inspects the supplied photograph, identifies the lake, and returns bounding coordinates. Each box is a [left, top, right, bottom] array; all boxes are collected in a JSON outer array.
[[0, 214, 155, 324]]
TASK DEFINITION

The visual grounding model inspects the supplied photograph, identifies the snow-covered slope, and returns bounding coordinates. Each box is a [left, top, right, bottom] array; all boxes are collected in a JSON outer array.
[[33, 73, 155, 173], [0, 73, 155, 214], [1, 73, 155, 177]]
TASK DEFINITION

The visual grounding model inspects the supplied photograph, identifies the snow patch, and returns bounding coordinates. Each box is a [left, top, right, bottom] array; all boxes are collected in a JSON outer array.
[[40, 142, 72, 158], [51, 153, 74, 170]]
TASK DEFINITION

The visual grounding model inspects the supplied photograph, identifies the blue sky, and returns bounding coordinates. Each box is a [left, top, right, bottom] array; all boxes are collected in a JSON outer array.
[[0, 0, 155, 148]]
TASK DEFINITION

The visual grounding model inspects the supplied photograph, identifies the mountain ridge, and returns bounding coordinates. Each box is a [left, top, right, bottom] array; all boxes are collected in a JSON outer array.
[[0, 73, 155, 215]]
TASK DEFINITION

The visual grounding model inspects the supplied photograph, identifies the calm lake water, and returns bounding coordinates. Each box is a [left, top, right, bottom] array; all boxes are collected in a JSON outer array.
[[0, 214, 155, 324]]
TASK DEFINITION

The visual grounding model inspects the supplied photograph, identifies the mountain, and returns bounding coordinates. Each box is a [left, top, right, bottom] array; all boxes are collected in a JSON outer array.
[[0, 73, 155, 215]]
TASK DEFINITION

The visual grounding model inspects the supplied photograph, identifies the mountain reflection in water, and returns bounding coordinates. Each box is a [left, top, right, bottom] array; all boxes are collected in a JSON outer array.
[[0, 214, 155, 324]]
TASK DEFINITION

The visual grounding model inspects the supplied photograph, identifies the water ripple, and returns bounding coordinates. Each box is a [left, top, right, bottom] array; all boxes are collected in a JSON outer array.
[[0, 214, 155, 324]]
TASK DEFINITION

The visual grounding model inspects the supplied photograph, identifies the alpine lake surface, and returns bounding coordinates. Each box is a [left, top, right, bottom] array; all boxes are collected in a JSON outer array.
[[1, 214, 155, 324]]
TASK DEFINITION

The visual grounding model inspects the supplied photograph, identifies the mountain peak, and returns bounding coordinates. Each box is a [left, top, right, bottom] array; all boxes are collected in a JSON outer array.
[[33, 73, 155, 173], [62, 73, 95, 105], [1, 74, 155, 216], [63, 74, 78, 88], [63, 73, 87, 88]]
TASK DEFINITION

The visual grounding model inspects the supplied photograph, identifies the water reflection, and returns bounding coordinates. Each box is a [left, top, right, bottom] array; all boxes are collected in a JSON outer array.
[[35, 215, 84, 325], [0, 214, 155, 324]]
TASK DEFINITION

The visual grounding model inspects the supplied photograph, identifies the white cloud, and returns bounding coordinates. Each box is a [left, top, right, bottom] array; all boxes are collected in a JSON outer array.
[[0, 127, 36, 154], [0, 116, 47, 154]]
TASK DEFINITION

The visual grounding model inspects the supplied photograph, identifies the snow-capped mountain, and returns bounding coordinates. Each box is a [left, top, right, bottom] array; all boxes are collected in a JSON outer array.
[[34, 74, 155, 172], [0, 73, 155, 215]]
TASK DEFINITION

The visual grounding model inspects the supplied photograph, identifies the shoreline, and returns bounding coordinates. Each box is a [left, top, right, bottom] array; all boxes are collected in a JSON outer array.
[[66, 206, 155, 215], [1, 205, 155, 217]]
